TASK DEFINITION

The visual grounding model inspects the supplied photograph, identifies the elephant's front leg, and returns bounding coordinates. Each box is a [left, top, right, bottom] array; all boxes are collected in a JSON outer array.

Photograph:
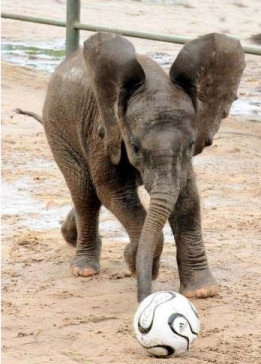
[[169, 167, 219, 298], [97, 182, 163, 280], [124, 232, 163, 281]]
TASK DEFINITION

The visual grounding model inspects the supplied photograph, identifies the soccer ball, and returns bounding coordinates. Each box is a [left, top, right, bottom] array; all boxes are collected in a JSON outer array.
[[133, 291, 200, 358]]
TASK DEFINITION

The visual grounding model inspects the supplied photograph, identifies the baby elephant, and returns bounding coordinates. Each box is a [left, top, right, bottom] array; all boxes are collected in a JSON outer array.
[[33, 32, 245, 302]]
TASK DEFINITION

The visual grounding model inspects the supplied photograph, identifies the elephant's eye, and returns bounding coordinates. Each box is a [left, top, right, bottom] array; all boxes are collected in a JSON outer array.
[[130, 141, 140, 155]]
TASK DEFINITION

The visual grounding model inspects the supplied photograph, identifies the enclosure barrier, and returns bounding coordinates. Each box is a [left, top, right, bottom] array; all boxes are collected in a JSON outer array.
[[2, 0, 261, 56]]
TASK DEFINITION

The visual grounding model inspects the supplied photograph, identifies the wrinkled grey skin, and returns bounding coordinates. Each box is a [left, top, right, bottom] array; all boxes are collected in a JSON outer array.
[[41, 32, 245, 302]]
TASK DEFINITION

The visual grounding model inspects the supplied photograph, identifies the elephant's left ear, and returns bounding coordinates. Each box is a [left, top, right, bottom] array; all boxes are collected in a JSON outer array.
[[84, 32, 145, 165], [169, 33, 245, 155]]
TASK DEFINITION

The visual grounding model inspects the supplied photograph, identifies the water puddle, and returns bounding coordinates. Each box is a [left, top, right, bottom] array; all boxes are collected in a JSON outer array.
[[1, 41, 65, 73], [1, 177, 173, 242], [1, 178, 71, 232], [230, 98, 261, 118]]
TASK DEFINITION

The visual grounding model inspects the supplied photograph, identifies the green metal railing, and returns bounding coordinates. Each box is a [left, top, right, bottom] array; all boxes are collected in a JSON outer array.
[[2, 0, 261, 56]]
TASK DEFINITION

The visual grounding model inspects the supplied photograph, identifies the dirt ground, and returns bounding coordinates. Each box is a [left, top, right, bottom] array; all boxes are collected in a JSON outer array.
[[2, 1, 261, 364]]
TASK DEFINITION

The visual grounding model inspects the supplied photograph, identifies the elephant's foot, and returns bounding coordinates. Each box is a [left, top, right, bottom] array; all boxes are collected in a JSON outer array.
[[71, 254, 100, 277], [124, 244, 160, 280], [179, 268, 219, 299]]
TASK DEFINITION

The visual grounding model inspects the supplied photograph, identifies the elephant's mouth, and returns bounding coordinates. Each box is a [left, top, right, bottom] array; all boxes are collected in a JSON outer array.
[[205, 138, 213, 147], [135, 171, 144, 187], [144, 176, 157, 195]]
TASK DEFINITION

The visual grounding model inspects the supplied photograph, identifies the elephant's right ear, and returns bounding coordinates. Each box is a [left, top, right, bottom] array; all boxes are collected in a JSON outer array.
[[83, 32, 145, 165], [169, 33, 245, 155]]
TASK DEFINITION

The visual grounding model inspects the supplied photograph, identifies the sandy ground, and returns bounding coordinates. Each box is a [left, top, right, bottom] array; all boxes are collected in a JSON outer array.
[[2, 1, 261, 363]]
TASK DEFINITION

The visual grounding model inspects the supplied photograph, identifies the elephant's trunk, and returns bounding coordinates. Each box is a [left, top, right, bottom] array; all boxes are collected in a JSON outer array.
[[136, 183, 179, 302]]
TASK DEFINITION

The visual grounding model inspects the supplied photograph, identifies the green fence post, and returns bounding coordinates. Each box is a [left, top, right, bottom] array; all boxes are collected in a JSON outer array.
[[66, 0, 80, 56]]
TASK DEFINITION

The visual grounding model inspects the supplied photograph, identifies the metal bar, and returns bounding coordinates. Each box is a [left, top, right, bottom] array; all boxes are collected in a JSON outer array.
[[74, 22, 191, 45], [74, 22, 261, 56], [66, 0, 80, 56], [241, 45, 261, 56], [1, 12, 66, 27], [2, 12, 261, 56]]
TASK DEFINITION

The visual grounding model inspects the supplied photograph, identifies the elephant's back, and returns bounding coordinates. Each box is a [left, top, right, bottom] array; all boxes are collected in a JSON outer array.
[[43, 48, 91, 122], [53, 48, 89, 86], [43, 48, 98, 155]]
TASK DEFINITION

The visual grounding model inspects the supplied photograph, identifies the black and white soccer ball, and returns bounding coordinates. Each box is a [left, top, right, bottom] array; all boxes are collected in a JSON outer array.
[[134, 291, 200, 358]]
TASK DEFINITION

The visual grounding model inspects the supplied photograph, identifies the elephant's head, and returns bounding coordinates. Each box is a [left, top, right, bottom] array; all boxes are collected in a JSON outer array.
[[83, 32, 245, 301]]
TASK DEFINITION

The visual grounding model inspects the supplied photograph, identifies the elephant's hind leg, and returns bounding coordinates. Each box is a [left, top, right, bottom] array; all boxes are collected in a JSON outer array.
[[71, 191, 101, 277], [61, 208, 77, 246], [61, 208, 102, 278], [45, 126, 101, 277]]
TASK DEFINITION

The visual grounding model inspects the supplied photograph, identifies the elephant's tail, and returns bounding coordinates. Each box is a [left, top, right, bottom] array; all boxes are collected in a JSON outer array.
[[14, 108, 43, 124]]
